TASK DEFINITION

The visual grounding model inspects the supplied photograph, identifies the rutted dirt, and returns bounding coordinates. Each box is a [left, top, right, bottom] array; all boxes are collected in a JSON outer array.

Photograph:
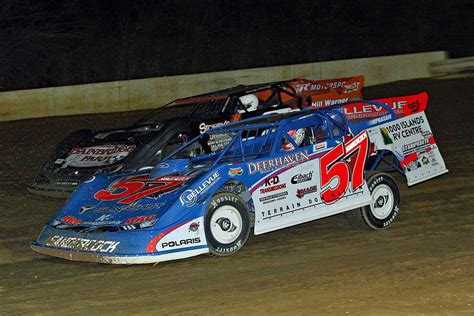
[[0, 77, 473, 315]]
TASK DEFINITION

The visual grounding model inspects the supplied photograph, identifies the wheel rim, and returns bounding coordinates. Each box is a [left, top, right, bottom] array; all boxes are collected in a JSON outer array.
[[210, 205, 243, 244], [370, 184, 394, 220]]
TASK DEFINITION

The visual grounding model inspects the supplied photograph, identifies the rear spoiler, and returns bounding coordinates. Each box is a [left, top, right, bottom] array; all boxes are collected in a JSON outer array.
[[337, 92, 428, 123]]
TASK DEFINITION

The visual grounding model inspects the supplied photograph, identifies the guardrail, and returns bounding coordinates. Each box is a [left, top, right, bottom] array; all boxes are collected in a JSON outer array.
[[0, 51, 447, 122]]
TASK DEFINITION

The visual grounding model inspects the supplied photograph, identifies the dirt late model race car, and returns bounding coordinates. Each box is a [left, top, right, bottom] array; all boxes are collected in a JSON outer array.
[[31, 92, 448, 264], [28, 76, 363, 197]]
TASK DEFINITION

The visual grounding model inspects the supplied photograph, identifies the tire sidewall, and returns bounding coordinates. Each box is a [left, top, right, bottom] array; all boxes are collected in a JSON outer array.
[[362, 173, 400, 229], [205, 192, 250, 256]]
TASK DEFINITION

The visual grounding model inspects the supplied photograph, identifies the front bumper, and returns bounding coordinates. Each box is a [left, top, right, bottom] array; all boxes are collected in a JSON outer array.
[[31, 224, 208, 265], [31, 242, 208, 264]]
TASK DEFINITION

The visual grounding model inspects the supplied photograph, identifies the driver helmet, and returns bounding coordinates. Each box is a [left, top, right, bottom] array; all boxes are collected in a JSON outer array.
[[238, 94, 259, 113]]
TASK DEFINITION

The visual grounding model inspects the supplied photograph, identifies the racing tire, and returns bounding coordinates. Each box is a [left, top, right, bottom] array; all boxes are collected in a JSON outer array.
[[205, 191, 250, 256], [345, 172, 400, 230]]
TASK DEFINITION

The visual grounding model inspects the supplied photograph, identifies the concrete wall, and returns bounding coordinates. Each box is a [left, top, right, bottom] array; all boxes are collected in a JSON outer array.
[[429, 56, 474, 76], [0, 51, 447, 122]]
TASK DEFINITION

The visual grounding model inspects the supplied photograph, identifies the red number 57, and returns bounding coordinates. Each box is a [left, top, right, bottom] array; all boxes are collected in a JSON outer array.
[[319, 131, 369, 204]]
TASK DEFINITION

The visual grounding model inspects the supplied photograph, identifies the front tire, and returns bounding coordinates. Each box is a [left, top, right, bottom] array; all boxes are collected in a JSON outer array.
[[345, 172, 400, 230], [205, 192, 250, 256]]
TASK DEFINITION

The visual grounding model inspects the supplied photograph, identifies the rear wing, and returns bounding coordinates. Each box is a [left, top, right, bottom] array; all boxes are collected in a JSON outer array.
[[338, 92, 428, 123]]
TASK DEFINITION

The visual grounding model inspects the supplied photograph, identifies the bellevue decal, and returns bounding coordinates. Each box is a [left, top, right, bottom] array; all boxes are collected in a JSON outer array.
[[180, 171, 220, 207]]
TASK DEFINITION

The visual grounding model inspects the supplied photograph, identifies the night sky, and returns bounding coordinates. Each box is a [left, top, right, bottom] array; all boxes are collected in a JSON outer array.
[[0, 0, 472, 91]]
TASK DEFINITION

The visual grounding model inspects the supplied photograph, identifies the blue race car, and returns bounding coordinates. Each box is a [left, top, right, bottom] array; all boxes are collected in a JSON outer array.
[[31, 93, 448, 264]]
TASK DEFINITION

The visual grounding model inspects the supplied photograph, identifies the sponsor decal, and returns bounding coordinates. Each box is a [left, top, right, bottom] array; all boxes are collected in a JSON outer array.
[[344, 81, 360, 93], [199, 121, 230, 133], [260, 183, 286, 194], [402, 138, 430, 156], [291, 171, 313, 184], [295, 81, 346, 93], [95, 214, 112, 222], [262, 201, 302, 219], [404, 99, 421, 115], [383, 115, 425, 141], [180, 171, 220, 207], [123, 215, 156, 225], [341, 100, 406, 120], [208, 133, 233, 152], [46, 235, 120, 253], [296, 185, 318, 199], [161, 238, 201, 249], [260, 196, 328, 220], [79, 205, 95, 214], [156, 162, 169, 168], [83, 214, 121, 226], [259, 175, 287, 195], [61, 215, 82, 225], [313, 142, 327, 152], [229, 167, 243, 176], [65, 145, 136, 168], [368, 114, 392, 125], [247, 150, 309, 175], [188, 222, 200, 232], [258, 191, 288, 204], [380, 127, 393, 145], [311, 98, 349, 108], [94, 203, 163, 212]]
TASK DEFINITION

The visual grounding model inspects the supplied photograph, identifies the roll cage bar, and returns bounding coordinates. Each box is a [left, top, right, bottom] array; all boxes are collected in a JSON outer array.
[[164, 99, 398, 168]]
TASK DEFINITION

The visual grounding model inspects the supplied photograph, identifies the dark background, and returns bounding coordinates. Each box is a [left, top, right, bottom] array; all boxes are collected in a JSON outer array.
[[0, 0, 472, 91]]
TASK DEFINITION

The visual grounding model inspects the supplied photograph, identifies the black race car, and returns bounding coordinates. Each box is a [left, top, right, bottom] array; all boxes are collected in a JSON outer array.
[[29, 76, 363, 197]]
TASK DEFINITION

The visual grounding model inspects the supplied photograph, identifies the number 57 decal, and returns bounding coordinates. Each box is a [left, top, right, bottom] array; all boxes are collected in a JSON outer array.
[[94, 175, 192, 204], [319, 131, 369, 204]]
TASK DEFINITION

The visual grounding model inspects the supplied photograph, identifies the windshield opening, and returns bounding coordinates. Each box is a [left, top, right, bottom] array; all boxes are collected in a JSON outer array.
[[169, 124, 279, 167]]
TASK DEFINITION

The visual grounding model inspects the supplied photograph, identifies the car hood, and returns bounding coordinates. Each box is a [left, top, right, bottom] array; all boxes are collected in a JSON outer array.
[[50, 165, 219, 231], [48, 124, 165, 172]]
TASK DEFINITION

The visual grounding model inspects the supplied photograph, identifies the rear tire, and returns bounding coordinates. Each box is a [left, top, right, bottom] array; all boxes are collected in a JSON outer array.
[[345, 172, 400, 230], [205, 192, 250, 256]]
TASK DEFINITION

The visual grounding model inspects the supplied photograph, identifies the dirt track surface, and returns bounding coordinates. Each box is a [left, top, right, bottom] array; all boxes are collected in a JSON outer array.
[[0, 78, 473, 315]]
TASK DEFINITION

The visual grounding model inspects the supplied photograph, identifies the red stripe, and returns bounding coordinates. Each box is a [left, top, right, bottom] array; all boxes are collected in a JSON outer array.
[[146, 220, 191, 253]]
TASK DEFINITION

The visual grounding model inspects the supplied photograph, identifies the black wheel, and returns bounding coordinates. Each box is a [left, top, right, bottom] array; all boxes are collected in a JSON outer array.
[[345, 172, 400, 230], [205, 192, 250, 256]]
